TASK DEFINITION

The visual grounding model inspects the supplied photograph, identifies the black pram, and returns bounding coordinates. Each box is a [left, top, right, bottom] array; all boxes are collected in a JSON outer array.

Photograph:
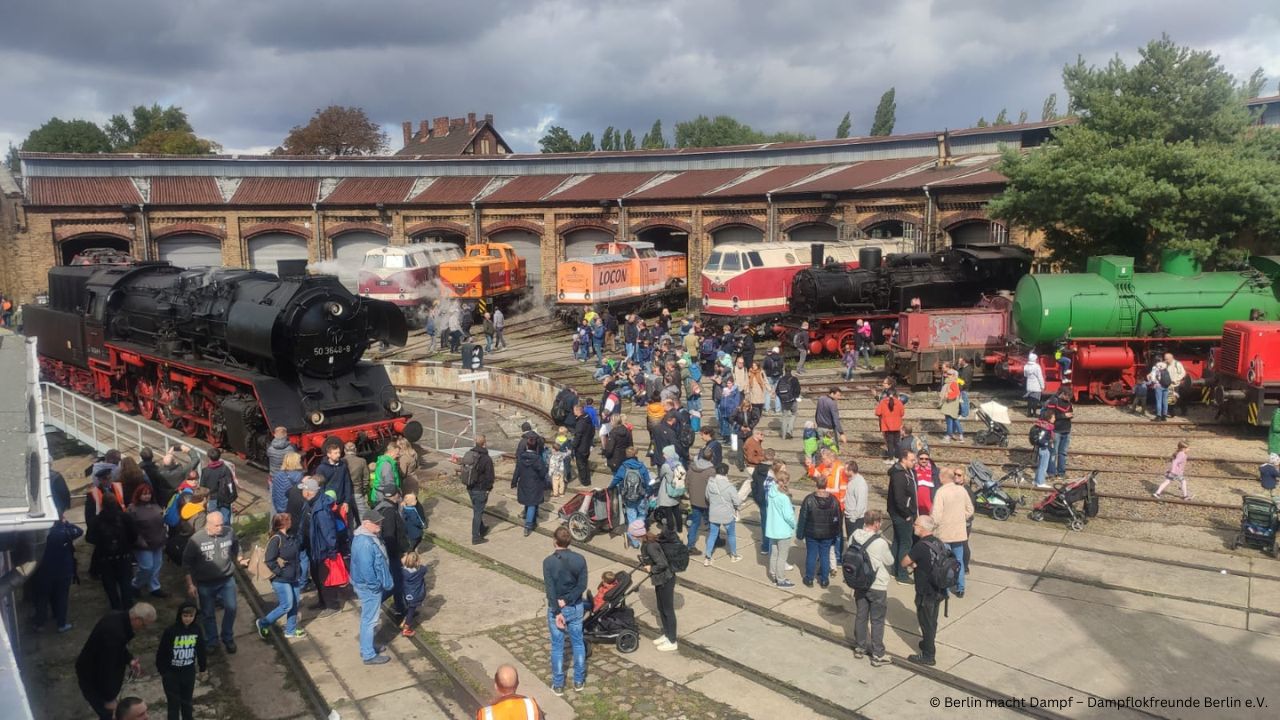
[[583, 570, 642, 654]]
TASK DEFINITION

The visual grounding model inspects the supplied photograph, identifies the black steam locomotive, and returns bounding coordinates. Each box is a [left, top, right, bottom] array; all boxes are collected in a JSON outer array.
[[25, 260, 421, 465], [789, 244, 1032, 317]]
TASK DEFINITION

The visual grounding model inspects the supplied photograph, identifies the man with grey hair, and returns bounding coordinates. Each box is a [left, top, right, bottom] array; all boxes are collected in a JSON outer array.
[[75, 602, 158, 719], [902, 514, 942, 667], [182, 512, 246, 654]]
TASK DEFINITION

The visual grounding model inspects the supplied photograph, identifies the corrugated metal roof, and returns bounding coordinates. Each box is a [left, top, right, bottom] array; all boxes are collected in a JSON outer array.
[[409, 176, 490, 204], [27, 177, 142, 206], [626, 169, 752, 200], [928, 167, 1007, 187], [229, 178, 318, 205], [479, 174, 573, 203], [149, 176, 223, 205], [322, 177, 416, 204], [779, 157, 930, 195], [706, 164, 830, 197], [859, 156, 1001, 191], [545, 172, 658, 202]]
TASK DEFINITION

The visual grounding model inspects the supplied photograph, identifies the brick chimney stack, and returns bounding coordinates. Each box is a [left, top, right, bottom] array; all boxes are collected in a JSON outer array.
[[484, 113, 493, 125], [467, 112, 476, 132], [434, 117, 450, 136], [401, 122, 412, 146], [419, 120, 430, 139]]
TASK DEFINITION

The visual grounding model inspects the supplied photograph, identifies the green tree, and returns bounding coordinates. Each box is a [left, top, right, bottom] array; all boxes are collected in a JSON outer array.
[[641, 119, 667, 149], [673, 115, 812, 148], [1041, 93, 1059, 121], [18, 118, 112, 154], [993, 108, 1010, 125], [538, 125, 578, 153], [622, 129, 636, 150], [870, 88, 896, 135], [835, 112, 852, 138], [577, 132, 596, 151], [975, 116, 989, 127], [276, 106, 387, 155], [5, 143, 19, 171], [1244, 68, 1267, 98], [104, 104, 193, 150], [1017, 109, 1028, 124], [989, 35, 1280, 269], [600, 126, 616, 151], [131, 130, 220, 155]]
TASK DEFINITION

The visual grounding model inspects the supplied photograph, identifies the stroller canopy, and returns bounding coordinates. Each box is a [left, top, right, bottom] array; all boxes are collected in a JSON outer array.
[[980, 401, 1012, 426]]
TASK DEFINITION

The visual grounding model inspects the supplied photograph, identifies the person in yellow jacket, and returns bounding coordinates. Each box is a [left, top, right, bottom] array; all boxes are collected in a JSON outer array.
[[477, 664, 544, 720]]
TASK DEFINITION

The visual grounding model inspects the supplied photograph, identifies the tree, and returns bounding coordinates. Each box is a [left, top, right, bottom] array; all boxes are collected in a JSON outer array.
[[1244, 68, 1267, 98], [538, 126, 578, 153], [1017, 110, 1028, 124], [870, 88, 896, 135], [989, 35, 1280, 269], [673, 115, 813, 148], [993, 108, 1010, 126], [131, 130, 220, 155], [641, 119, 667, 149], [5, 143, 18, 171], [600, 127, 616, 151], [622, 129, 636, 150], [104, 104, 193, 151], [18, 118, 112, 154], [1041, 93, 1059, 121], [975, 116, 989, 128], [836, 112, 852, 138], [576, 132, 596, 152], [276, 106, 387, 155]]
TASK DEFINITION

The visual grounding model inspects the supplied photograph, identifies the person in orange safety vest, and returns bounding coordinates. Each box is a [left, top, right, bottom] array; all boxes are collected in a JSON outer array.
[[477, 664, 544, 720]]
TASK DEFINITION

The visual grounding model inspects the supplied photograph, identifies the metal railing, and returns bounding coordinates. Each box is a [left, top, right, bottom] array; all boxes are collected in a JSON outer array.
[[404, 399, 477, 454], [40, 382, 207, 461]]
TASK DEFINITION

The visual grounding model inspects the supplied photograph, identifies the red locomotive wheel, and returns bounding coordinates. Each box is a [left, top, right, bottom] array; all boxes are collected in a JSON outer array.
[[1093, 380, 1131, 406], [134, 379, 156, 420]]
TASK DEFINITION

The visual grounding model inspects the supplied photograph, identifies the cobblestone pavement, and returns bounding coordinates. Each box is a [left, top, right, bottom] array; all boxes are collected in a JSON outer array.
[[495, 618, 749, 720]]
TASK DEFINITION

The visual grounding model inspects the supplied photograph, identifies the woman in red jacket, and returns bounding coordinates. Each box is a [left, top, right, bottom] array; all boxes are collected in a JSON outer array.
[[875, 389, 906, 463]]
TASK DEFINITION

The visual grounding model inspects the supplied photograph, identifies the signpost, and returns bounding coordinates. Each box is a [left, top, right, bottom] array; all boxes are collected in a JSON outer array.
[[458, 370, 490, 440]]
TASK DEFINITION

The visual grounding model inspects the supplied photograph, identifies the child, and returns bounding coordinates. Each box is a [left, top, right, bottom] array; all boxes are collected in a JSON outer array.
[[400, 552, 428, 636], [156, 602, 207, 720], [549, 428, 570, 497], [403, 494, 426, 550], [841, 342, 857, 380], [802, 421, 820, 465], [1153, 441, 1191, 500], [592, 571, 620, 613]]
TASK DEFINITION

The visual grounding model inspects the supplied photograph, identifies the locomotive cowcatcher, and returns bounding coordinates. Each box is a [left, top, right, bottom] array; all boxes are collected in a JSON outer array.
[[24, 259, 422, 466]]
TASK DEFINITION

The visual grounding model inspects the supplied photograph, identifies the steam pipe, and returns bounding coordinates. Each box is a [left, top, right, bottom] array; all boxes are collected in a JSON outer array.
[[766, 192, 775, 242], [922, 185, 932, 253]]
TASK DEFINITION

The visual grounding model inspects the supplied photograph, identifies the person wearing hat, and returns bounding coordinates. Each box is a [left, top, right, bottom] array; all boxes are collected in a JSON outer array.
[[762, 347, 784, 414], [373, 483, 409, 615], [298, 477, 340, 617], [1023, 352, 1046, 418], [1260, 453, 1280, 499], [351, 508, 394, 665], [636, 519, 679, 651], [541, 527, 588, 694]]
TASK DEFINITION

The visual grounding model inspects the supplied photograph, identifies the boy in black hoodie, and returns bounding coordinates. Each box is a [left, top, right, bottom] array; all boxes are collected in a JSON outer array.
[[156, 602, 207, 720]]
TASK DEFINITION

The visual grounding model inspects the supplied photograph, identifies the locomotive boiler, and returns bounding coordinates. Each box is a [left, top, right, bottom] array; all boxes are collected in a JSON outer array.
[[25, 260, 421, 465], [789, 245, 1032, 318]]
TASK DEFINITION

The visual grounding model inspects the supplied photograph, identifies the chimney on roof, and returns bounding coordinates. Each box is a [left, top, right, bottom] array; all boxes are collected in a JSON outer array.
[[450, 117, 465, 130], [467, 113, 476, 132], [419, 120, 430, 139], [935, 132, 953, 169], [484, 113, 493, 125], [434, 116, 449, 136], [401, 122, 412, 147]]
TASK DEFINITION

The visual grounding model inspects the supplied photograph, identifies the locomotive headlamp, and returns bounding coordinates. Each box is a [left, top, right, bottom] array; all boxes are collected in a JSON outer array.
[[308, 411, 326, 425], [387, 399, 403, 413], [702, 297, 709, 308], [326, 302, 345, 317], [731, 296, 740, 312], [558, 290, 566, 300], [584, 290, 591, 300]]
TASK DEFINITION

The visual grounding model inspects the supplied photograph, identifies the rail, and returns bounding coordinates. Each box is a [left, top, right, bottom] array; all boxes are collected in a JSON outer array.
[[40, 382, 207, 461]]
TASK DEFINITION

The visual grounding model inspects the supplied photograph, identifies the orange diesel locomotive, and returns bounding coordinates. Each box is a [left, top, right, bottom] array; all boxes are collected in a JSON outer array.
[[437, 243, 529, 308], [555, 241, 686, 322]]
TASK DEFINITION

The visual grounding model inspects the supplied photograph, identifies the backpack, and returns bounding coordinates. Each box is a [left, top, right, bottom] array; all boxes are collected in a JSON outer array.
[[665, 464, 687, 499], [677, 415, 695, 451], [1158, 368, 1173, 388], [620, 465, 647, 504], [656, 531, 690, 573], [551, 389, 577, 425], [926, 537, 961, 597], [1029, 421, 1053, 449], [459, 448, 483, 489], [842, 535, 880, 590]]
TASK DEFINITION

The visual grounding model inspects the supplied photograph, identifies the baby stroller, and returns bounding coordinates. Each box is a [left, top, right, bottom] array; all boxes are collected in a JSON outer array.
[[973, 400, 1011, 447], [966, 460, 1021, 521], [558, 485, 623, 542], [583, 570, 644, 655], [1029, 470, 1100, 531], [1233, 496, 1279, 557]]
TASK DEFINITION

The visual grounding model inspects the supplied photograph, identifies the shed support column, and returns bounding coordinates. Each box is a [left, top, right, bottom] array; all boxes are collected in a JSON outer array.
[[225, 215, 245, 267], [689, 208, 705, 303], [311, 205, 324, 262], [541, 211, 559, 301], [390, 211, 407, 246]]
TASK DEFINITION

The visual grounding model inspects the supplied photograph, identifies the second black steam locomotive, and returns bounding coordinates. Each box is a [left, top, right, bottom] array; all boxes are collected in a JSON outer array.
[[25, 259, 421, 466]]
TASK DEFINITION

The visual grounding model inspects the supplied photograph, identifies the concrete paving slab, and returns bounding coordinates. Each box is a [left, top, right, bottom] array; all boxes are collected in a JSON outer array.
[[299, 608, 417, 701], [968, 533, 1059, 574], [421, 493, 520, 543], [423, 547, 551, 636], [1247, 575, 1280, 614], [623, 637, 718, 684], [972, 518, 1069, 545], [856, 675, 1025, 720], [686, 611, 919, 709], [687, 667, 836, 720], [1063, 530, 1252, 573], [945, 656, 1147, 720], [352, 686, 455, 719], [964, 564, 1039, 591], [1043, 547, 1250, 607], [1033, 577, 1248, 629], [450, 634, 576, 719], [940, 588, 1280, 718], [1247, 612, 1280, 637]]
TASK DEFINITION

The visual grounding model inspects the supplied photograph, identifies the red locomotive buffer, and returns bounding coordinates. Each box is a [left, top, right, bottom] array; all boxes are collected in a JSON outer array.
[[1209, 321, 1280, 426]]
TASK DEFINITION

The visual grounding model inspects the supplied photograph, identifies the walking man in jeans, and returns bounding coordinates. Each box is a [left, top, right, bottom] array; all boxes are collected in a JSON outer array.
[[493, 307, 507, 351], [542, 527, 588, 696], [462, 435, 495, 545], [851, 511, 894, 666], [182, 513, 247, 654], [762, 347, 784, 413], [351, 509, 395, 665], [886, 448, 918, 583]]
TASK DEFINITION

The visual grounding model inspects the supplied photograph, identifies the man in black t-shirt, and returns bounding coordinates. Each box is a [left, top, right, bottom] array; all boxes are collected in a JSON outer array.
[[902, 515, 941, 666], [1044, 389, 1073, 481]]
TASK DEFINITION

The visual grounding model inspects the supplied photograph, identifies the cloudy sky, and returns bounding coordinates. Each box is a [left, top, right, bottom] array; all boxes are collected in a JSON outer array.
[[2, 0, 1277, 155]]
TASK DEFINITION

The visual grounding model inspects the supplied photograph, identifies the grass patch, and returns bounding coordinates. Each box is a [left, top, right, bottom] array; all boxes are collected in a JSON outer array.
[[234, 512, 270, 543]]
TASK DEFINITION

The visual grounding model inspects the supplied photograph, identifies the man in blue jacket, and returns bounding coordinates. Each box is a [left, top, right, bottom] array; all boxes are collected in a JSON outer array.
[[350, 509, 394, 665], [315, 439, 358, 524], [610, 447, 654, 549]]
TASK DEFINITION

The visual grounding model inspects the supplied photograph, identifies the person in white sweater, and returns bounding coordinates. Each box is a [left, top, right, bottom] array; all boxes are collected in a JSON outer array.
[[850, 511, 895, 666]]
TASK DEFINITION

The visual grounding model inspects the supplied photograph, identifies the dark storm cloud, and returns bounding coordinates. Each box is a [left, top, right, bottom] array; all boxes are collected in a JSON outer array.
[[1, 0, 1277, 155]]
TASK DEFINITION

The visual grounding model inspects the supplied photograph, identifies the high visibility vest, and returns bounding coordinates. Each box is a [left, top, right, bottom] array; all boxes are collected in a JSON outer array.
[[88, 482, 125, 510], [820, 462, 848, 510], [478, 695, 541, 720]]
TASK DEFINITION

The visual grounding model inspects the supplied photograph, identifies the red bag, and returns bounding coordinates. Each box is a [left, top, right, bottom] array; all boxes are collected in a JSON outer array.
[[322, 555, 350, 588]]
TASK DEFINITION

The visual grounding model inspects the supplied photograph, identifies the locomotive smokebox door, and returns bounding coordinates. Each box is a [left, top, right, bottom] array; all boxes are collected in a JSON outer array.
[[461, 343, 484, 370]]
